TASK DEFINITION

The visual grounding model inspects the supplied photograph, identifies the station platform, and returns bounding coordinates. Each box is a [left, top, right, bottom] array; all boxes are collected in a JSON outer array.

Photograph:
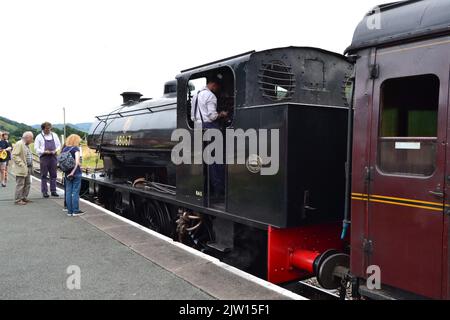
[[0, 176, 303, 300]]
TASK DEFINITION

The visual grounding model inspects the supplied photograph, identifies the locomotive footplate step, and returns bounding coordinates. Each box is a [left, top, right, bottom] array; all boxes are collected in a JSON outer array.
[[0, 176, 303, 300]]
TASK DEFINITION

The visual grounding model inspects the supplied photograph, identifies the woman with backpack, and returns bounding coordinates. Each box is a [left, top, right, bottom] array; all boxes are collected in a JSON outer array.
[[61, 134, 85, 217]]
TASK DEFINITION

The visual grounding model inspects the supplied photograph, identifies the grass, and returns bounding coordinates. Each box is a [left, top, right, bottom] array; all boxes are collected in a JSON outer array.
[[0, 118, 17, 132], [81, 144, 103, 170]]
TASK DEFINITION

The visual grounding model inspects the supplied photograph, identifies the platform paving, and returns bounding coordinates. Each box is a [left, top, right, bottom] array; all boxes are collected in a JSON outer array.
[[0, 175, 300, 300]]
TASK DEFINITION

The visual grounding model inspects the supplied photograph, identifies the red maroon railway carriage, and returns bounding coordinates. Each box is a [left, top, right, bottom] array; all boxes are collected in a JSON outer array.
[[84, 0, 450, 299], [347, 0, 450, 299]]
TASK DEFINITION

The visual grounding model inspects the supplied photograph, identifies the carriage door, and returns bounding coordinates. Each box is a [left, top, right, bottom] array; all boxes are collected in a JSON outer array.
[[367, 44, 448, 299]]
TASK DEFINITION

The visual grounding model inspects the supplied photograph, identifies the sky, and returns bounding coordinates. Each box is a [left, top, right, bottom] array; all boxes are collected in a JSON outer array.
[[0, 0, 382, 125]]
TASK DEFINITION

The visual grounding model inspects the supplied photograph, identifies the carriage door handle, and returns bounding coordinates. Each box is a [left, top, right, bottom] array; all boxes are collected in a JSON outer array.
[[429, 190, 444, 198]]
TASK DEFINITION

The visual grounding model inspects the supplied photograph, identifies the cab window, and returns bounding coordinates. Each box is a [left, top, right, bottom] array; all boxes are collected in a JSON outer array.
[[186, 77, 206, 128]]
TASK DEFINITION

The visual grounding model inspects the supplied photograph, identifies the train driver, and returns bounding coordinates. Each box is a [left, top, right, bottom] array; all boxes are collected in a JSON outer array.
[[191, 76, 228, 129], [191, 76, 228, 200]]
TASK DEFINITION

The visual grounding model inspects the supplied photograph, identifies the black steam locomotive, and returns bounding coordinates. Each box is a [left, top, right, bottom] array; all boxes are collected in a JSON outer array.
[[85, 46, 353, 285]]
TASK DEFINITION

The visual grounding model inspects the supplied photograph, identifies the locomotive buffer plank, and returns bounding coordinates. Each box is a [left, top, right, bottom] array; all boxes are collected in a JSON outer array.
[[0, 176, 303, 300]]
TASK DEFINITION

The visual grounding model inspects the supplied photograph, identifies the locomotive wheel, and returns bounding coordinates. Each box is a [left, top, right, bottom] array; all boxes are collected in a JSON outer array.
[[142, 201, 159, 231], [98, 186, 115, 211], [128, 196, 142, 223], [141, 200, 173, 237], [113, 191, 124, 215]]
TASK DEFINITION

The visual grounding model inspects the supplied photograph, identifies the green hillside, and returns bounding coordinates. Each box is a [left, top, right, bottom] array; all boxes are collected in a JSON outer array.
[[0, 116, 86, 143], [0, 116, 36, 143]]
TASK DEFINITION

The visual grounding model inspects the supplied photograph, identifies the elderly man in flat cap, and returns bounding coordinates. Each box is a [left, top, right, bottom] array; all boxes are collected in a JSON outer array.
[[12, 131, 34, 205]]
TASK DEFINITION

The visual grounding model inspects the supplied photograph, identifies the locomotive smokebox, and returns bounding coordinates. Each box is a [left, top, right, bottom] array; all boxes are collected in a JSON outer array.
[[121, 91, 143, 104]]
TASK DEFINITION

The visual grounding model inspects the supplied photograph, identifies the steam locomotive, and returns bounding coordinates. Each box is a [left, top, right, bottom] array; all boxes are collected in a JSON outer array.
[[85, 0, 450, 300]]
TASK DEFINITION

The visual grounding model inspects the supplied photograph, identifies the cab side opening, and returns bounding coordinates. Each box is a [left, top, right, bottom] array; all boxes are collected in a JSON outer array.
[[185, 66, 235, 209]]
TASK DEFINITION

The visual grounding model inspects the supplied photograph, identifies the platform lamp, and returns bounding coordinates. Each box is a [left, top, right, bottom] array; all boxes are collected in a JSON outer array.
[[63, 107, 66, 143]]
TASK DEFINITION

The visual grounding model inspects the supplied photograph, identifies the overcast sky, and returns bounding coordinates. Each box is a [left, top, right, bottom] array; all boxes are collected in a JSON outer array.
[[0, 0, 382, 125]]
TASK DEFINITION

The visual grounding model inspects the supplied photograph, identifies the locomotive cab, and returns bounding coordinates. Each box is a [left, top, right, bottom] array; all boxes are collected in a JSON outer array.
[[175, 47, 354, 282], [176, 47, 353, 229]]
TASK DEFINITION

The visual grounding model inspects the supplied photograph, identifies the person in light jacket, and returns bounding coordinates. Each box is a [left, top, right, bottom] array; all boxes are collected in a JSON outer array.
[[63, 134, 85, 217], [11, 131, 34, 205]]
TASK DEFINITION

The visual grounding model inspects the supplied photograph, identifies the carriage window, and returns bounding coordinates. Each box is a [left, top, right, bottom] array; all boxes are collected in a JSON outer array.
[[378, 74, 440, 176]]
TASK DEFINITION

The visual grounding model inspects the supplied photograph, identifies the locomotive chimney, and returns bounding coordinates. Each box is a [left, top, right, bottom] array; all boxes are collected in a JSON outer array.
[[121, 92, 143, 104]]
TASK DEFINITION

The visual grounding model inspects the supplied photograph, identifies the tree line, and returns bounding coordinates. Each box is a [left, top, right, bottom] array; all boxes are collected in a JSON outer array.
[[0, 116, 86, 144]]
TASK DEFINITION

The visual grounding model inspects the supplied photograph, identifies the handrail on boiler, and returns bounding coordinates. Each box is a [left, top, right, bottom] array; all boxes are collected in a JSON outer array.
[[95, 102, 176, 121]]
